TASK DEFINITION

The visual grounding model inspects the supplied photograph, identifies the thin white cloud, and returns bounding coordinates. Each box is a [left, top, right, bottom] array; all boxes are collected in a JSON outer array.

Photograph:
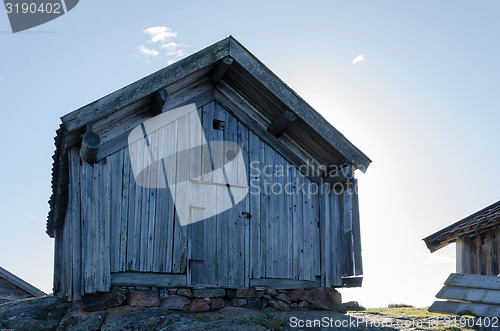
[[136, 27, 188, 65], [352, 54, 365, 65], [162, 42, 187, 57], [137, 45, 159, 57], [144, 26, 177, 43]]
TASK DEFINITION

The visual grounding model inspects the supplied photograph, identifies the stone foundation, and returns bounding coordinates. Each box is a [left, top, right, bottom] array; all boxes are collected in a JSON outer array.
[[80, 286, 342, 313]]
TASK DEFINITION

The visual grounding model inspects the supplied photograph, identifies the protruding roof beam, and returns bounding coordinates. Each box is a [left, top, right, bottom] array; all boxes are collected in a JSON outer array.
[[267, 109, 297, 138], [210, 56, 234, 84], [149, 88, 168, 115], [79, 124, 101, 164], [323, 165, 354, 186]]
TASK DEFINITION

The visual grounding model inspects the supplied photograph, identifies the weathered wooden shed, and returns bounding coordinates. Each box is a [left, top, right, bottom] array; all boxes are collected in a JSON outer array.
[[0, 266, 46, 304], [424, 201, 500, 317], [424, 200, 500, 275], [47, 36, 371, 301]]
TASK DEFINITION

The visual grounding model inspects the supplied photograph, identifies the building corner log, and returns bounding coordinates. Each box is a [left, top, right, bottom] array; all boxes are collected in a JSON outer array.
[[150, 88, 169, 115], [267, 109, 297, 137], [79, 124, 101, 164], [210, 56, 234, 84]]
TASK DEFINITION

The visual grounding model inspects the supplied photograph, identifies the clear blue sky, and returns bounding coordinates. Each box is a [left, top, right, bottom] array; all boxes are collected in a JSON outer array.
[[1, 1, 500, 307]]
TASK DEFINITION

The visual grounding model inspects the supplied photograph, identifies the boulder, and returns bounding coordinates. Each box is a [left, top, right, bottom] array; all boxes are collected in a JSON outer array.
[[160, 295, 190, 311], [126, 289, 160, 307], [210, 298, 226, 310], [188, 298, 210, 313], [82, 292, 126, 312], [167, 288, 178, 295], [267, 300, 289, 311], [304, 288, 341, 306], [159, 288, 169, 301], [177, 288, 193, 297], [286, 289, 307, 302], [297, 300, 310, 308], [265, 289, 277, 296], [275, 293, 291, 305]]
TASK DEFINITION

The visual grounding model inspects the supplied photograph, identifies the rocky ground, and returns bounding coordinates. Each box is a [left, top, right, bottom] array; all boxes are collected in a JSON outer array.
[[0, 296, 494, 330]]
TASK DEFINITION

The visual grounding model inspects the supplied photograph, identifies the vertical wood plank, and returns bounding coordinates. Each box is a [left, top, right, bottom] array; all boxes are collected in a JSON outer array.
[[119, 148, 129, 272], [103, 158, 111, 290], [352, 179, 363, 276], [172, 113, 189, 274], [456, 238, 464, 274], [69, 149, 82, 299], [331, 191, 343, 286], [201, 102, 217, 284], [126, 143, 137, 270]]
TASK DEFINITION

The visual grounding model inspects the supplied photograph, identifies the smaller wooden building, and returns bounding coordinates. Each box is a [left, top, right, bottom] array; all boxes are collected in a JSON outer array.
[[423, 200, 500, 276], [0, 266, 46, 304]]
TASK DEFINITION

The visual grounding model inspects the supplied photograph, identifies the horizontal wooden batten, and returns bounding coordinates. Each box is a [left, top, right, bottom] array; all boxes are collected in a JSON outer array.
[[444, 273, 500, 290], [250, 278, 321, 289], [111, 272, 187, 288], [341, 276, 363, 288], [267, 109, 297, 138], [429, 300, 500, 318], [437, 285, 500, 305]]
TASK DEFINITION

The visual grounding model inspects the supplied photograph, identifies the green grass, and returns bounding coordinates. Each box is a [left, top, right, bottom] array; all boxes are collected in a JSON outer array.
[[387, 303, 414, 308], [362, 307, 455, 319]]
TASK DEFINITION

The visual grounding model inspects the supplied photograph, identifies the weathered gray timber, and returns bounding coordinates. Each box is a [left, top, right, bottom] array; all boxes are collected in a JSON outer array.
[[430, 300, 500, 318], [210, 56, 234, 84], [430, 273, 500, 317], [267, 109, 296, 138], [110, 272, 187, 288], [79, 125, 100, 164], [48, 37, 369, 300]]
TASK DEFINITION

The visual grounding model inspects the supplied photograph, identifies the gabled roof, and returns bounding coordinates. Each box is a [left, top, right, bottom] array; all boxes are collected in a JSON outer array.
[[423, 200, 500, 252], [0, 266, 46, 297], [46, 36, 371, 237]]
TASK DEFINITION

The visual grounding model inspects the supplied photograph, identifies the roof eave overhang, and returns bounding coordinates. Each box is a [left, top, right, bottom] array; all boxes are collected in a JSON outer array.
[[60, 36, 371, 172]]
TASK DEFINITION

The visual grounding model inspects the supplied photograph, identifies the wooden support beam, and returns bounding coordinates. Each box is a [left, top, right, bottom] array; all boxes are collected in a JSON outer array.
[[429, 300, 500, 318], [79, 124, 101, 164], [250, 278, 321, 289], [323, 165, 354, 187], [341, 276, 363, 288], [149, 88, 168, 115], [267, 109, 296, 137], [210, 56, 234, 84], [110, 272, 187, 288], [444, 273, 500, 290]]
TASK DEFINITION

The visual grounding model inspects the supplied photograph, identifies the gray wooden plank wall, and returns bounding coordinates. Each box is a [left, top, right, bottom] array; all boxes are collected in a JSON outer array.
[[58, 99, 358, 296], [456, 227, 500, 276]]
